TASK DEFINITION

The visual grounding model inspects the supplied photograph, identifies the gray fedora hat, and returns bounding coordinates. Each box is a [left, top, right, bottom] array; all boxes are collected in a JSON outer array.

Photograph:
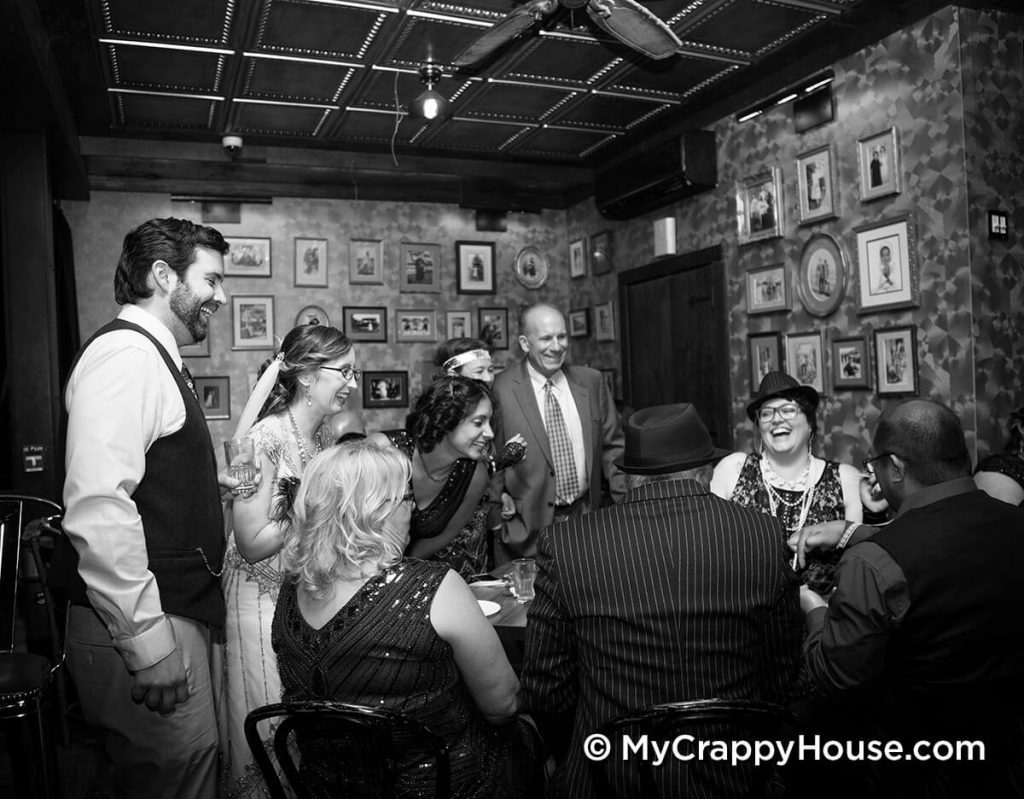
[[614, 403, 731, 474], [746, 371, 820, 422]]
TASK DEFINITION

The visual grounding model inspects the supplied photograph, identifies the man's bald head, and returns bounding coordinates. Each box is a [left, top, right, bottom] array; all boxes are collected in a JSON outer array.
[[518, 303, 568, 378], [874, 399, 972, 486]]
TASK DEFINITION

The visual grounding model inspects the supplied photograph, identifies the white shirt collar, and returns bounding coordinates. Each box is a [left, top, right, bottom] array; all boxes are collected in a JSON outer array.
[[118, 304, 183, 368], [526, 359, 567, 391]]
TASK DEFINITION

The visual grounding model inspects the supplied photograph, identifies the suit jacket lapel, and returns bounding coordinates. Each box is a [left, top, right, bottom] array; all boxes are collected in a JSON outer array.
[[564, 365, 593, 475], [511, 361, 554, 467]]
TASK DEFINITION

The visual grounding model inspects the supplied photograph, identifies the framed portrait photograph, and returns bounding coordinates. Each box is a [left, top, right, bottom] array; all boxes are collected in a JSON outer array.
[[736, 167, 784, 245], [785, 331, 825, 394], [796, 144, 837, 225], [569, 238, 587, 279], [224, 237, 271, 278], [514, 245, 549, 290], [395, 309, 438, 343], [445, 310, 473, 339], [362, 370, 409, 409], [456, 241, 496, 294], [594, 300, 615, 342], [343, 306, 387, 343], [832, 336, 871, 390], [478, 307, 509, 350], [193, 376, 230, 420], [294, 237, 327, 288], [399, 242, 441, 293], [748, 332, 783, 391], [349, 239, 384, 285], [591, 231, 613, 275], [295, 304, 330, 328], [745, 263, 789, 314], [179, 331, 211, 358], [568, 308, 590, 338], [854, 214, 919, 314], [858, 127, 901, 202], [231, 295, 275, 350], [874, 326, 918, 396], [796, 233, 847, 317]]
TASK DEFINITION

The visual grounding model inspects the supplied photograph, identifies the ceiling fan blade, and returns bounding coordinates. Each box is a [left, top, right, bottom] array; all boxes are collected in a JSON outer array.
[[586, 0, 681, 60], [453, 0, 557, 69]]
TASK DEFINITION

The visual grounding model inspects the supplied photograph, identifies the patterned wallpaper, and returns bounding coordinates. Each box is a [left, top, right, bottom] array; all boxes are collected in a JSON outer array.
[[571, 5, 1023, 465]]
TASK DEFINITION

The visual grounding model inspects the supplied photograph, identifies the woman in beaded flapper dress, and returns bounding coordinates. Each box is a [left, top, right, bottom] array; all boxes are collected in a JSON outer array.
[[370, 376, 524, 579], [711, 371, 864, 595], [273, 441, 541, 799], [974, 405, 1024, 506], [217, 324, 359, 798]]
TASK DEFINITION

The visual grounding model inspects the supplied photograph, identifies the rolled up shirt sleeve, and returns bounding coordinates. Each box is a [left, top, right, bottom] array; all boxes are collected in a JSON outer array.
[[63, 335, 185, 671]]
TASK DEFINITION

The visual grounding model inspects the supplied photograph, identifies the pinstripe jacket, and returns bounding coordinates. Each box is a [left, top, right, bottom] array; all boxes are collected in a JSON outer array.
[[522, 478, 803, 798]]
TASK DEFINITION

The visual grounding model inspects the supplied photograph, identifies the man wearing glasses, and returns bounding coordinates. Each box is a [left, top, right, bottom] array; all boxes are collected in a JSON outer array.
[[792, 399, 1024, 796]]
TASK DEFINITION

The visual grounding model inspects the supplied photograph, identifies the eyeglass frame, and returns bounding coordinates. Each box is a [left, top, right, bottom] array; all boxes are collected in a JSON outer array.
[[756, 403, 803, 424], [320, 365, 362, 381], [862, 452, 903, 475]]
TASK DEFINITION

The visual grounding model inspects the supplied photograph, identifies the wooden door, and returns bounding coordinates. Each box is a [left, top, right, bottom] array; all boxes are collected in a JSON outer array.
[[618, 245, 731, 449]]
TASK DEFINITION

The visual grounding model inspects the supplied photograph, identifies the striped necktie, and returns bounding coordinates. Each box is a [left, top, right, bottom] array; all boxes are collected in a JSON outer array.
[[544, 380, 579, 505]]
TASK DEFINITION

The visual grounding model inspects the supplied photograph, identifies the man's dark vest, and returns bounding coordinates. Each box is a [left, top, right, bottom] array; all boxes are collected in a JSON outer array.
[[53, 319, 225, 629]]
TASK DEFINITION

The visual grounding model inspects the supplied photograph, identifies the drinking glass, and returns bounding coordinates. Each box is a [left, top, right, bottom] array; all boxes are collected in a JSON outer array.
[[506, 558, 538, 604], [224, 438, 256, 492]]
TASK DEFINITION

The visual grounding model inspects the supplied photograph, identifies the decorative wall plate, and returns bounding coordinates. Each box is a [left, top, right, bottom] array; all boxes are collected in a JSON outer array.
[[514, 245, 549, 289], [295, 304, 330, 328], [796, 233, 846, 317]]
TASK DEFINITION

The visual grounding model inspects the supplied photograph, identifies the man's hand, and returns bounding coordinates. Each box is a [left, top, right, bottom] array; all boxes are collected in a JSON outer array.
[[788, 520, 848, 569], [130, 648, 190, 715], [859, 473, 889, 514], [500, 492, 516, 519], [218, 468, 260, 500], [799, 584, 829, 614]]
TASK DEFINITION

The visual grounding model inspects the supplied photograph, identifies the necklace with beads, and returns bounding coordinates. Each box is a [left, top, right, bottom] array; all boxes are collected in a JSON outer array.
[[417, 448, 453, 484], [760, 456, 816, 532], [287, 406, 322, 468]]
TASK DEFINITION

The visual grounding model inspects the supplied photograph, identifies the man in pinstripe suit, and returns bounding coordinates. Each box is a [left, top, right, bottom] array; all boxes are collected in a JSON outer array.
[[522, 403, 803, 798]]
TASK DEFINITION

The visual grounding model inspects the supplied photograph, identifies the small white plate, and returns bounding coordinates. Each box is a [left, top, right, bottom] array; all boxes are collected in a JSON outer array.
[[477, 600, 500, 617], [469, 579, 506, 589]]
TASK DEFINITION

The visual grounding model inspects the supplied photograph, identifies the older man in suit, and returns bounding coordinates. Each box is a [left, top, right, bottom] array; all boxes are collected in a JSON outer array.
[[522, 403, 803, 798], [491, 303, 625, 559]]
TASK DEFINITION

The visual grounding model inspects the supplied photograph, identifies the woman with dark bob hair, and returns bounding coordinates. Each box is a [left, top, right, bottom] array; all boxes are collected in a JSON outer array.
[[219, 323, 359, 797], [369, 375, 500, 576]]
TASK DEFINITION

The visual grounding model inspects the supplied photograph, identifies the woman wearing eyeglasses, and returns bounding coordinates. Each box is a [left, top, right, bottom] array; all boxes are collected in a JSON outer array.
[[219, 324, 360, 798], [711, 371, 863, 595]]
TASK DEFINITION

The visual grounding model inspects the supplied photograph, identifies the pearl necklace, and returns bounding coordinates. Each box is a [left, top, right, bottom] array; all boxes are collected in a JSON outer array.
[[287, 406, 321, 468], [417, 448, 453, 484], [760, 456, 816, 533]]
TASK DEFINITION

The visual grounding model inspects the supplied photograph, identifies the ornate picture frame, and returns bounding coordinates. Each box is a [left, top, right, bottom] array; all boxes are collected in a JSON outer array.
[[832, 335, 871, 391], [736, 167, 784, 244], [569, 238, 587, 279], [395, 309, 438, 343], [478, 307, 509, 350], [445, 310, 473, 339], [854, 213, 919, 314], [231, 295, 275, 350], [594, 300, 615, 342], [796, 144, 837, 225], [342, 306, 387, 342], [224, 237, 271, 278], [874, 326, 918, 396], [456, 241, 496, 294], [399, 242, 441, 293], [590, 231, 613, 275], [294, 237, 327, 288], [785, 330, 825, 394], [568, 308, 589, 338], [294, 304, 330, 328], [858, 127, 902, 202], [746, 263, 789, 314], [796, 233, 847, 317], [513, 245, 549, 289], [349, 239, 384, 285], [748, 332, 783, 391]]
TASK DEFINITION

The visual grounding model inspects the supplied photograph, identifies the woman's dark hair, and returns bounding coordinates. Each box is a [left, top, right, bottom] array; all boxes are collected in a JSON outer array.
[[433, 337, 491, 369], [1006, 406, 1024, 455], [406, 376, 494, 453], [755, 390, 818, 453], [260, 325, 353, 419], [114, 218, 229, 304]]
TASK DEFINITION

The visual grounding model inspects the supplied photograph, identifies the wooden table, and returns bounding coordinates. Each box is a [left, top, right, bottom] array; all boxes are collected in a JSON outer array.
[[469, 579, 528, 669]]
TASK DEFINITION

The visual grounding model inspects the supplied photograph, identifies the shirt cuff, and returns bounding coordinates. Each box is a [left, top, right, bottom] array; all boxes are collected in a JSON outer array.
[[112, 615, 178, 672]]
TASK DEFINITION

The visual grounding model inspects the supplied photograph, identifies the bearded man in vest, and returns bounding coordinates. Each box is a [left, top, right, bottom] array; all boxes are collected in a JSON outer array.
[[796, 399, 1024, 797], [58, 218, 230, 797]]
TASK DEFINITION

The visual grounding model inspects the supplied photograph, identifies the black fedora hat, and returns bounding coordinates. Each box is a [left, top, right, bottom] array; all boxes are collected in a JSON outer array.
[[746, 371, 820, 422], [614, 403, 731, 474]]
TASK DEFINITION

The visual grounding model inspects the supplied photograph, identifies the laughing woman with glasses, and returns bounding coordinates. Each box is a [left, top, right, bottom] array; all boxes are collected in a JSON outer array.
[[710, 371, 864, 595], [218, 323, 359, 798]]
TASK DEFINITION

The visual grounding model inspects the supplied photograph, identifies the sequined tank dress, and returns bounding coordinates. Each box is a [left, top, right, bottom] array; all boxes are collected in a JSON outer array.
[[731, 453, 846, 594], [273, 559, 536, 799], [383, 430, 490, 578]]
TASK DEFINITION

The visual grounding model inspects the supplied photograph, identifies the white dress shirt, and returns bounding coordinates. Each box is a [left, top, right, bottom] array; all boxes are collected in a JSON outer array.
[[526, 362, 587, 500], [63, 304, 188, 671]]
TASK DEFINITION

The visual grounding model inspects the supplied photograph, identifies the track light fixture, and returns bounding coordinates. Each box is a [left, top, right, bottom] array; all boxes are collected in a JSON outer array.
[[410, 63, 450, 121]]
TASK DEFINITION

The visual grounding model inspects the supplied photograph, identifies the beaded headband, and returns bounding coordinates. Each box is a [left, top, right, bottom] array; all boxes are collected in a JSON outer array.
[[443, 349, 490, 373]]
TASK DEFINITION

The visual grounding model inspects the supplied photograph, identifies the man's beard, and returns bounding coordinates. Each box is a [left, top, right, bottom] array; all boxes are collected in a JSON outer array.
[[170, 283, 210, 343]]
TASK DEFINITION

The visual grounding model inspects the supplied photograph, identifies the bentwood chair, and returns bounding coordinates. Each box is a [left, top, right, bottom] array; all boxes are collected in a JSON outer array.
[[0, 493, 67, 799], [588, 698, 801, 799], [245, 700, 451, 799]]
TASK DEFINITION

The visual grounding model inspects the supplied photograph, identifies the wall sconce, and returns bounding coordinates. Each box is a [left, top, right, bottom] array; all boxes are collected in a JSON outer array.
[[409, 63, 450, 121], [735, 69, 834, 124]]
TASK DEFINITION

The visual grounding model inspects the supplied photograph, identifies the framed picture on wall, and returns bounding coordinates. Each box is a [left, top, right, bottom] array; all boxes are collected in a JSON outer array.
[[594, 300, 615, 342], [224, 237, 271, 278], [514, 245, 549, 289], [180, 330, 211, 357], [874, 326, 918, 395], [193, 376, 230, 420], [569, 238, 587, 279], [363, 370, 409, 409], [399, 242, 441, 293], [746, 263, 789, 314], [785, 330, 825, 394], [343, 306, 387, 342], [395, 309, 437, 343], [795, 144, 837, 225], [456, 241, 496, 294], [295, 304, 330, 328], [857, 127, 902, 202], [854, 213, 919, 314], [796, 233, 847, 317], [445, 310, 473, 339], [832, 335, 871, 390], [568, 308, 589, 338], [736, 167, 784, 245], [294, 237, 327, 287], [349, 239, 384, 285], [590, 231, 613, 275], [478, 307, 509, 350], [231, 295, 275, 350], [748, 332, 783, 391]]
